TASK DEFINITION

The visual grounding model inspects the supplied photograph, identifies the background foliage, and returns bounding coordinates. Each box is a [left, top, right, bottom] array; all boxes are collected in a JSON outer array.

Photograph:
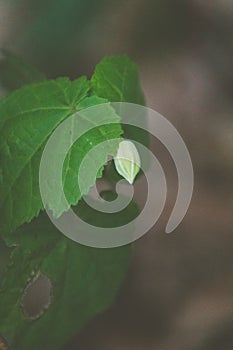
[[0, 0, 232, 349]]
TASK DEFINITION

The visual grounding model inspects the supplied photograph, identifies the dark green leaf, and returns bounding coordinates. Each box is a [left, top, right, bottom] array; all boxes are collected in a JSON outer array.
[[0, 203, 135, 350], [0, 50, 45, 94]]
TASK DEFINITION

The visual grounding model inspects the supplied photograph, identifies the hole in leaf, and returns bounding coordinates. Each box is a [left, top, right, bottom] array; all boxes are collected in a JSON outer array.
[[22, 274, 52, 319]]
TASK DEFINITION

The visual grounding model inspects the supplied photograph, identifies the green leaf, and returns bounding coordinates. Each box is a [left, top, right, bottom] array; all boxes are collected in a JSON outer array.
[[0, 77, 122, 238], [0, 50, 46, 94], [91, 55, 145, 104], [0, 199, 137, 350]]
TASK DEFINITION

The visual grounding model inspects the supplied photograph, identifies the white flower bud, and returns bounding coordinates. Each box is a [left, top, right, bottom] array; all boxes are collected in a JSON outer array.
[[114, 140, 141, 184]]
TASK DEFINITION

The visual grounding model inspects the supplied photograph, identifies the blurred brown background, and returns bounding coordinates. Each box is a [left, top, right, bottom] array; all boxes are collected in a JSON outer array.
[[0, 0, 232, 349]]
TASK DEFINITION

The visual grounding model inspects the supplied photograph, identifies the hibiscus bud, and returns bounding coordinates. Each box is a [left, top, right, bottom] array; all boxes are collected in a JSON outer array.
[[114, 140, 141, 184]]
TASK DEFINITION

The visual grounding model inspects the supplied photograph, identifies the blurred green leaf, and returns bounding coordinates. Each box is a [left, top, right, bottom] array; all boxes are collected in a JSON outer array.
[[0, 210, 132, 350], [76, 190, 139, 228], [0, 50, 45, 94]]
